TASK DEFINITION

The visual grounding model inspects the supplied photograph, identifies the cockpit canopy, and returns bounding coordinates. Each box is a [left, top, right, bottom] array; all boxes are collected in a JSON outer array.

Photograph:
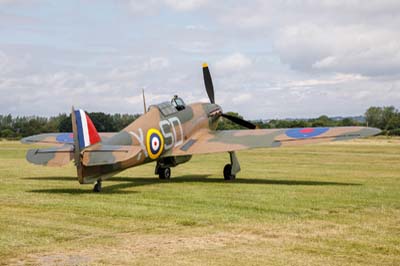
[[150, 96, 186, 116], [156, 102, 177, 116]]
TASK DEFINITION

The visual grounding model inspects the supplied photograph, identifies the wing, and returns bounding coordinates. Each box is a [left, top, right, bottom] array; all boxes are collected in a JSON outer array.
[[21, 132, 116, 146], [166, 126, 381, 156]]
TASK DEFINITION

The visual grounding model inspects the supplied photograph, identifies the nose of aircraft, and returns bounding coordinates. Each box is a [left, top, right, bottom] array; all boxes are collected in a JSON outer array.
[[206, 103, 223, 117]]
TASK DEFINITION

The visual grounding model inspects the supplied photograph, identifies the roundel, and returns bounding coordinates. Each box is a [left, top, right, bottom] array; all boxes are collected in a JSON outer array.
[[146, 128, 164, 159]]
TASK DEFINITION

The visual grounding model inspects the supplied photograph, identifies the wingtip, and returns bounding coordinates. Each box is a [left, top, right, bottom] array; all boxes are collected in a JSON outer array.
[[362, 127, 382, 137], [20, 136, 30, 144], [370, 127, 382, 136]]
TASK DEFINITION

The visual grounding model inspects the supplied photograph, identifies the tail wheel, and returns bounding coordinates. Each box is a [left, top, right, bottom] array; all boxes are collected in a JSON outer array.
[[93, 180, 102, 192], [158, 167, 171, 180], [223, 164, 235, 180]]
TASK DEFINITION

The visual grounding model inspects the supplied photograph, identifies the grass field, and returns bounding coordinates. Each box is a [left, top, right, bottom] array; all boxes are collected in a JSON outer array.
[[0, 138, 399, 265]]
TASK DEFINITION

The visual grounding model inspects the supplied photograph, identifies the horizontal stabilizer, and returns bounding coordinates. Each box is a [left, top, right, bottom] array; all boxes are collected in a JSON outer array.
[[81, 144, 142, 166], [26, 146, 74, 167], [21, 132, 116, 146]]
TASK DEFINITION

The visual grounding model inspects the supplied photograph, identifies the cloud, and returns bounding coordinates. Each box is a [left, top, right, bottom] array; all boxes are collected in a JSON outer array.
[[185, 24, 207, 31], [1, 1, 400, 119], [125, 0, 160, 14], [175, 41, 212, 54], [215, 1, 400, 77], [215, 53, 252, 73], [0, 0, 26, 5], [0, 50, 8, 72], [125, 0, 208, 14], [164, 0, 208, 11], [126, 92, 170, 105], [286, 73, 368, 87], [232, 93, 252, 104], [144, 57, 170, 71], [275, 24, 400, 76]]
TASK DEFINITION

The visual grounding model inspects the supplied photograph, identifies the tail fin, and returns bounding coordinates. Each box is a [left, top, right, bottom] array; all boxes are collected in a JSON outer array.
[[72, 108, 101, 150], [72, 107, 102, 183]]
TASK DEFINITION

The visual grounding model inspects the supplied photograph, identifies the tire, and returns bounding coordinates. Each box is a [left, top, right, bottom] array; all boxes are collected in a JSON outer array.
[[223, 164, 235, 180], [159, 167, 171, 180], [93, 181, 102, 192]]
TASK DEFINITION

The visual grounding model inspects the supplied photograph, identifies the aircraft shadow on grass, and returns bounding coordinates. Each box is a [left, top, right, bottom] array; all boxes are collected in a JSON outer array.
[[25, 175, 361, 194]]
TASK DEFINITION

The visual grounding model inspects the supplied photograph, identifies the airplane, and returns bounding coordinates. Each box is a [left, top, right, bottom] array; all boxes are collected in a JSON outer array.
[[21, 63, 381, 192]]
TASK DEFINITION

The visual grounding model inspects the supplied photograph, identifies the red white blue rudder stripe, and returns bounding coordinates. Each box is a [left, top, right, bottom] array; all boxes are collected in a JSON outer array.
[[74, 109, 101, 149]]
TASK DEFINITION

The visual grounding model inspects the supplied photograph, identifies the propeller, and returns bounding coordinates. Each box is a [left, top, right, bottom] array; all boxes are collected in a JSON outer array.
[[202, 63, 257, 130]]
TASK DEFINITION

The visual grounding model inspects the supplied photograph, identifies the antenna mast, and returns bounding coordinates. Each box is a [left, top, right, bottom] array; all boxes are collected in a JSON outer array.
[[142, 88, 147, 114]]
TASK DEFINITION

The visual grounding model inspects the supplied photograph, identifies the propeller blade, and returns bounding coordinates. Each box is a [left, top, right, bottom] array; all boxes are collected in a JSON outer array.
[[221, 113, 257, 129], [202, 63, 215, 104]]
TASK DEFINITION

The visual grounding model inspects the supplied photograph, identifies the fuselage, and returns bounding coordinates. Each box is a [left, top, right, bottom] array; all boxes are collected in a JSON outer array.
[[79, 102, 222, 183]]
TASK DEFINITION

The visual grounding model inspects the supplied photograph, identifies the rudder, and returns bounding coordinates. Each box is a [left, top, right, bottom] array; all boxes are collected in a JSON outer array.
[[71, 107, 101, 183], [73, 108, 101, 150]]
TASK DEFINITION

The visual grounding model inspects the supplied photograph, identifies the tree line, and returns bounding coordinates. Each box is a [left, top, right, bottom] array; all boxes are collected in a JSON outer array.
[[0, 113, 140, 139], [0, 106, 399, 139]]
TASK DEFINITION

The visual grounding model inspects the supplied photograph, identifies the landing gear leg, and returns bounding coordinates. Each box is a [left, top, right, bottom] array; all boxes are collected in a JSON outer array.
[[223, 151, 241, 180], [93, 179, 102, 192]]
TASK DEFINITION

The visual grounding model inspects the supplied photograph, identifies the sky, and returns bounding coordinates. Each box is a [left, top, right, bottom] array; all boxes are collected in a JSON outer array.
[[1, 0, 400, 119]]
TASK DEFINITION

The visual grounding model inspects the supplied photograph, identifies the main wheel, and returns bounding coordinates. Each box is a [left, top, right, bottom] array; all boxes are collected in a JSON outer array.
[[223, 164, 235, 180], [93, 180, 102, 192], [158, 167, 171, 180]]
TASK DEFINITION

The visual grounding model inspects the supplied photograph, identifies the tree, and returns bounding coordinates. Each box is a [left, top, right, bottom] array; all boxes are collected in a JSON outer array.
[[311, 115, 336, 127], [365, 106, 383, 128], [58, 114, 72, 132], [289, 120, 309, 128], [382, 106, 397, 130], [88, 112, 115, 132], [340, 118, 355, 126], [0, 129, 16, 138], [386, 112, 400, 131], [365, 106, 400, 132]]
